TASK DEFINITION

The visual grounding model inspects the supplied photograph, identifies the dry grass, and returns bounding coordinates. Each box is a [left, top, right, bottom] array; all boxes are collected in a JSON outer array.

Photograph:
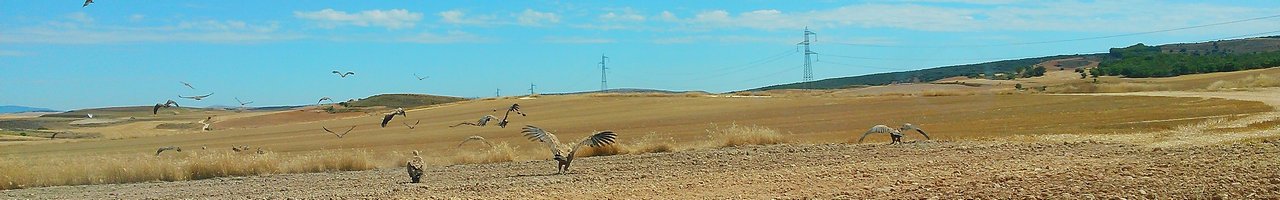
[[705, 123, 789, 147], [1206, 74, 1280, 91], [447, 142, 519, 165], [575, 133, 676, 157], [0, 149, 386, 190], [921, 90, 976, 97]]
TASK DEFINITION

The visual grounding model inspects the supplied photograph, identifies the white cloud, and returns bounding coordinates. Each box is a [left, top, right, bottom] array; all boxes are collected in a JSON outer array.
[[542, 36, 615, 44], [400, 30, 489, 43], [0, 50, 28, 57], [658, 11, 678, 22], [129, 14, 145, 22], [294, 9, 423, 29], [438, 10, 497, 25], [67, 12, 94, 24], [0, 18, 298, 44], [651, 35, 790, 44], [599, 9, 645, 22], [516, 9, 560, 26]]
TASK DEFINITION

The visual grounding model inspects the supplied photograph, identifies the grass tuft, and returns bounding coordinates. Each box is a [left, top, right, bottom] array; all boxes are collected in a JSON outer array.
[[448, 142, 519, 165], [706, 123, 789, 147]]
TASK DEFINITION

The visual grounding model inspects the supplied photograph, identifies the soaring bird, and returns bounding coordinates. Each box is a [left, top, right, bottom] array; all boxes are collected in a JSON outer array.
[[156, 146, 182, 156], [180, 81, 196, 90], [496, 104, 527, 128], [322, 126, 356, 138], [406, 150, 426, 183], [450, 115, 497, 127], [414, 73, 429, 80], [82, 0, 93, 7], [380, 108, 407, 128], [198, 116, 214, 131], [317, 97, 333, 105], [521, 125, 618, 174], [403, 119, 421, 129], [457, 135, 492, 147], [235, 97, 253, 106], [857, 123, 931, 144], [179, 93, 214, 101], [153, 100, 180, 115], [332, 70, 355, 78]]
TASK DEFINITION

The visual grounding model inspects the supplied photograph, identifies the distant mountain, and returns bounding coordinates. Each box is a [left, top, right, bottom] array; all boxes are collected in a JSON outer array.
[[747, 35, 1280, 91], [0, 105, 59, 114], [546, 88, 709, 95]]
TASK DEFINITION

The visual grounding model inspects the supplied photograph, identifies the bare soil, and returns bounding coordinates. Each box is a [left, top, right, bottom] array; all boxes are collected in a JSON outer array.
[[4, 141, 1278, 199]]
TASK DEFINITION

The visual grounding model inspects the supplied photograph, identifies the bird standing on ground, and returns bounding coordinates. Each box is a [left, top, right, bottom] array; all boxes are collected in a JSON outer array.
[[380, 108, 406, 128], [153, 100, 180, 115], [322, 126, 356, 138], [521, 125, 618, 174], [406, 150, 426, 183], [450, 115, 497, 127], [179, 93, 214, 101], [857, 123, 931, 144], [332, 70, 355, 78], [457, 135, 492, 147], [156, 146, 182, 156]]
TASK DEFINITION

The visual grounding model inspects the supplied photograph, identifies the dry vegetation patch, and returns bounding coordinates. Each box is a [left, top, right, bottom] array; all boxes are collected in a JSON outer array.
[[447, 142, 519, 165], [706, 123, 789, 147]]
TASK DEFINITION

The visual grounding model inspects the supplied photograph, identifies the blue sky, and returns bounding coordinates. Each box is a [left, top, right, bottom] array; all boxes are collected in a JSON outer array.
[[2, 0, 1280, 110]]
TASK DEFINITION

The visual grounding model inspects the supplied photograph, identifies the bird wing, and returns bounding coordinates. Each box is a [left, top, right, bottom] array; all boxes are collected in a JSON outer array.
[[153, 104, 162, 114], [83, 0, 91, 7], [332, 70, 340, 74], [568, 131, 618, 159], [522, 125, 563, 157], [900, 123, 930, 140], [180, 81, 195, 89], [857, 125, 895, 143], [166, 100, 179, 107], [458, 135, 486, 147], [199, 93, 214, 98], [381, 113, 396, 127], [478, 115, 495, 126], [342, 126, 355, 135]]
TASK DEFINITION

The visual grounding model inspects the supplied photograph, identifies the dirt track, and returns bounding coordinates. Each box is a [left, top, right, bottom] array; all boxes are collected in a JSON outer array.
[[5, 141, 1278, 199]]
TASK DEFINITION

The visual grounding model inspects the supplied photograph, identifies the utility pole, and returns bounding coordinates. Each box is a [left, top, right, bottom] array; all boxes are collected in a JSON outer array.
[[797, 27, 817, 82], [495, 88, 500, 98], [529, 83, 537, 95], [599, 54, 609, 91]]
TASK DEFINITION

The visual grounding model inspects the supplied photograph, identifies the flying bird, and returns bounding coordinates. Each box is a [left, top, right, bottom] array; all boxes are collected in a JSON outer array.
[[317, 97, 333, 105], [86, 114, 94, 118], [497, 103, 527, 128], [380, 108, 407, 128], [49, 132, 60, 140], [857, 123, 931, 145], [198, 116, 214, 131], [406, 150, 426, 183], [322, 126, 357, 138], [521, 125, 618, 174], [235, 97, 253, 106], [403, 119, 421, 129], [156, 146, 182, 156], [414, 73, 429, 80], [457, 135, 493, 147], [332, 70, 355, 78], [179, 93, 214, 101], [82, 0, 93, 7], [450, 115, 497, 127], [179, 81, 196, 90], [153, 100, 180, 115]]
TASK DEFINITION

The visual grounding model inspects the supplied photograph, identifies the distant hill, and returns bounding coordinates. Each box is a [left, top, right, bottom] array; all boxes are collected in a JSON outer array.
[[546, 88, 709, 95], [0, 105, 58, 114], [748, 35, 1280, 91], [343, 94, 467, 108]]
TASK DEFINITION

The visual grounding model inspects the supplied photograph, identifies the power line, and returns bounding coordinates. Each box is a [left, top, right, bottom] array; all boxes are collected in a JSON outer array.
[[686, 51, 797, 81], [599, 54, 609, 91], [828, 13, 1280, 48], [798, 27, 818, 81]]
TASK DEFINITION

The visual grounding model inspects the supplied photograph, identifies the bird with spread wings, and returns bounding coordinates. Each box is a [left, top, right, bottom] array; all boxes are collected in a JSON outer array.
[[451, 115, 497, 127], [153, 100, 179, 115], [521, 125, 617, 174], [322, 126, 356, 138], [179, 93, 214, 101], [496, 103, 527, 128], [857, 123, 931, 144], [332, 70, 355, 78], [380, 108, 406, 128]]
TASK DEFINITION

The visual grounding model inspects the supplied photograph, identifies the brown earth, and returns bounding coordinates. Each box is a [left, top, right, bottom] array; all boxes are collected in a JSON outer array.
[[4, 141, 1278, 199]]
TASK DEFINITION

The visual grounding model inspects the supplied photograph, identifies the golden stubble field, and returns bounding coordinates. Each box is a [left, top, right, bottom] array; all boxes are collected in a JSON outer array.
[[2, 90, 1274, 190]]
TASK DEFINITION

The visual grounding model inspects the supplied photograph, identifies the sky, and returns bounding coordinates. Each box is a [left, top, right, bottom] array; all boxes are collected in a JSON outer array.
[[2, 0, 1280, 110]]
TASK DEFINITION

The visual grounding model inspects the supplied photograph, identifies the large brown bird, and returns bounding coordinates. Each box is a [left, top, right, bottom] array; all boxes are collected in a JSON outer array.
[[380, 108, 406, 128], [496, 103, 526, 128], [521, 125, 617, 174], [857, 123, 930, 144], [179, 93, 214, 101], [155, 146, 182, 156], [450, 115, 497, 127], [406, 150, 426, 183], [153, 100, 179, 114], [322, 126, 356, 138]]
